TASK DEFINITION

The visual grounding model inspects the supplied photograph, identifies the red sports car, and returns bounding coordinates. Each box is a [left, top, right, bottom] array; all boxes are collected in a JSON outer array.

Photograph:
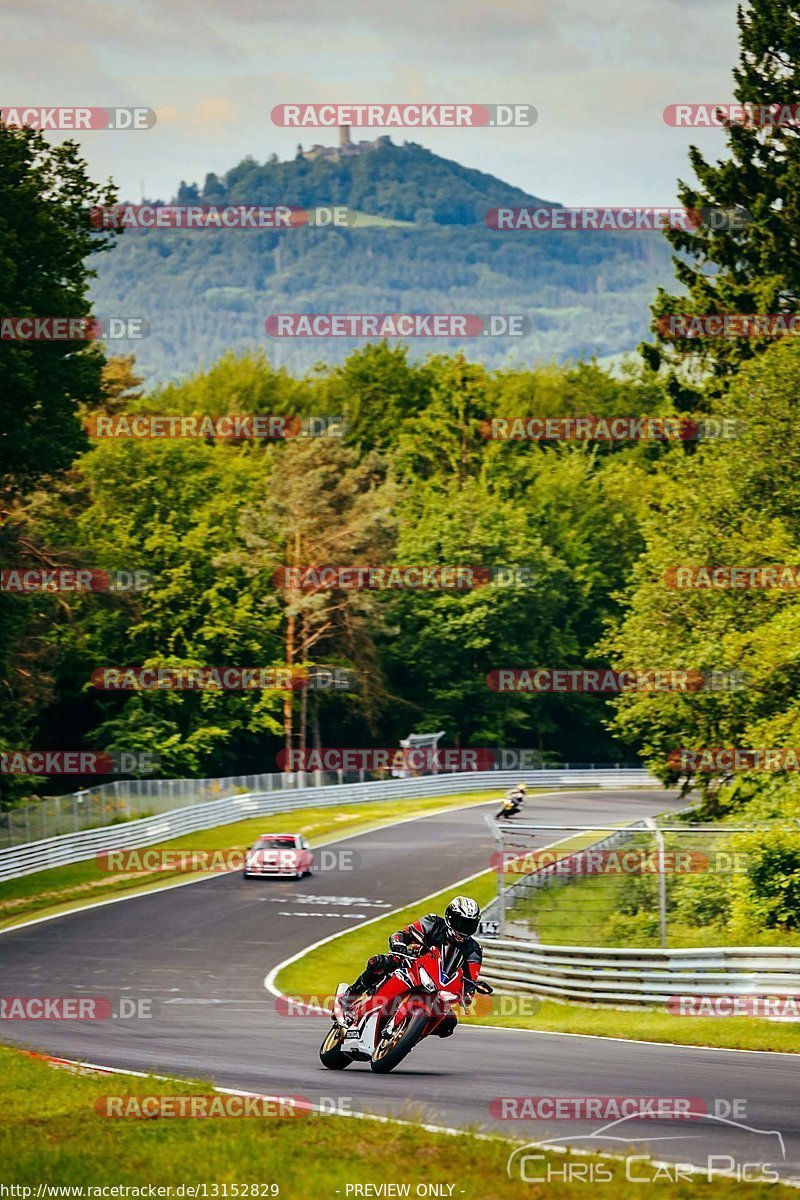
[[243, 833, 313, 879]]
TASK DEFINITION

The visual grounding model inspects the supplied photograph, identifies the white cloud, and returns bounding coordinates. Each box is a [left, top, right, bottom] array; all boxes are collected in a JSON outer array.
[[1, 0, 742, 204]]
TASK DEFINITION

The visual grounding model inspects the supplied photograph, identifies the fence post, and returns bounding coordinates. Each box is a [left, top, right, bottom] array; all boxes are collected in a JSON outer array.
[[645, 818, 667, 948], [484, 813, 507, 936]]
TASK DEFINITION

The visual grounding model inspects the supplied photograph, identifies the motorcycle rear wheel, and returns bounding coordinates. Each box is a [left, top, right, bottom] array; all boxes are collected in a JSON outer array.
[[319, 1022, 352, 1069], [370, 1009, 429, 1074]]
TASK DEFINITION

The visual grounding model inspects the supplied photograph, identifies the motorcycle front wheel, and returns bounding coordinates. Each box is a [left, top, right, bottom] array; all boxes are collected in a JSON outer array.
[[370, 1008, 429, 1074], [319, 1022, 352, 1069]]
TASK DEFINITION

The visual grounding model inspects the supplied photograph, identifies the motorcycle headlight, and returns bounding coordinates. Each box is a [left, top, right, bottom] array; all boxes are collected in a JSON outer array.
[[417, 967, 437, 993]]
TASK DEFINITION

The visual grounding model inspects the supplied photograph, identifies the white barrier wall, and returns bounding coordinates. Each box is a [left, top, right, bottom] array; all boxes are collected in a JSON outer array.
[[0, 768, 658, 881]]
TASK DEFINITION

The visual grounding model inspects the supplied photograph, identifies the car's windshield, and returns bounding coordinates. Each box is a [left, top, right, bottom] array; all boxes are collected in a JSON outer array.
[[255, 836, 297, 849]]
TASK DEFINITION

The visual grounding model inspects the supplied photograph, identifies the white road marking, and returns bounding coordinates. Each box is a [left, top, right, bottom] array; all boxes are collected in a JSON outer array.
[[278, 911, 368, 920], [261, 895, 391, 907]]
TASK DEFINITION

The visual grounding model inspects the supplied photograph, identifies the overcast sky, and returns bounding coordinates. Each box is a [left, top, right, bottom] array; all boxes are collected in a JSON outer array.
[[2, 0, 742, 205]]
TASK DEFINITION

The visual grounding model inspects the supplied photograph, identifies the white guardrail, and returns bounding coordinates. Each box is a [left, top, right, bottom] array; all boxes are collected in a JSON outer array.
[[481, 941, 800, 1008], [0, 768, 658, 882]]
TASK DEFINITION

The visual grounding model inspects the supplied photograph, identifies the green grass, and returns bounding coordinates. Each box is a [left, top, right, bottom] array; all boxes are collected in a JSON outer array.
[[0, 1044, 784, 1196], [0, 792, 499, 932], [275, 872, 800, 1054]]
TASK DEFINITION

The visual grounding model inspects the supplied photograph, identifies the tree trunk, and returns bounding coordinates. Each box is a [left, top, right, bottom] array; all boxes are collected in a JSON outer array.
[[284, 609, 295, 758], [283, 531, 302, 761]]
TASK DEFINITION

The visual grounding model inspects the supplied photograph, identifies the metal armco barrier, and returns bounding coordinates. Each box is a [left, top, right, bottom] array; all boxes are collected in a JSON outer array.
[[480, 940, 800, 1007], [0, 768, 658, 882]]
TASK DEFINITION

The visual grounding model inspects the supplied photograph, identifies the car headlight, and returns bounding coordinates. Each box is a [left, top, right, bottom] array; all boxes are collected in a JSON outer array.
[[417, 967, 437, 993]]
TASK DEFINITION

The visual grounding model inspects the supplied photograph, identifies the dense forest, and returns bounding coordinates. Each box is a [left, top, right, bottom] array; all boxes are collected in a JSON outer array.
[[3, 0, 800, 830], [90, 138, 673, 380]]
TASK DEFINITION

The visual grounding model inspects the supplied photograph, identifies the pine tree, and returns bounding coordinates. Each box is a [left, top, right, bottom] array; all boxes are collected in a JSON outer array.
[[644, 1, 800, 395]]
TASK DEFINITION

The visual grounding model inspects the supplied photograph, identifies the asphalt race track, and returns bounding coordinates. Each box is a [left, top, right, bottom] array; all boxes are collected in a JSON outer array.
[[2, 790, 799, 1182]]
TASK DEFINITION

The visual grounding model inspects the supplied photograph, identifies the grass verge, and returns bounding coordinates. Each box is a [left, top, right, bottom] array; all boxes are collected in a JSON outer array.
[[0, 792, 500, 932], [274, 874, 800, 1054], [0, 1044, 784, 1196]]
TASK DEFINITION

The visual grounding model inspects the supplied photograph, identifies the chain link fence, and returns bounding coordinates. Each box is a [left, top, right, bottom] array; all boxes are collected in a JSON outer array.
[[482, 816, 800, 949], [0, 772, 288, 848], [0, 762, 640, 849]]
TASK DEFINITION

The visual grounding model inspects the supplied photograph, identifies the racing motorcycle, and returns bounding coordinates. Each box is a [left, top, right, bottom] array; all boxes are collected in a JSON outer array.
[[496, 793, 523, 820], [319, 945, 493, 1074]]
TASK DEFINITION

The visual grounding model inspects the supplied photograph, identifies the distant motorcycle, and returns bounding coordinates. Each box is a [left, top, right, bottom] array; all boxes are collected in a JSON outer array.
[[319, 945, 493, 1074], [496, 792, 523, 820]]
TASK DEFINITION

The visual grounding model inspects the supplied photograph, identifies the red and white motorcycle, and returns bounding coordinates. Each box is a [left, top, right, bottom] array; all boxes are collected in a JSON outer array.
[[319, 944, 493, 1074]]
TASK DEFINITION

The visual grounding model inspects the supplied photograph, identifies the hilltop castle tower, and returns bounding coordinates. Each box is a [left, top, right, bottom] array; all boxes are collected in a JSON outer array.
[[298, 127, 391, 162]]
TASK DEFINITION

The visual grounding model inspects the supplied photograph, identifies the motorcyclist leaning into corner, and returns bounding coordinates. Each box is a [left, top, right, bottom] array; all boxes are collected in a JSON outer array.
[[496, 781, 526, 819], [340, 896, 483, 1037]]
